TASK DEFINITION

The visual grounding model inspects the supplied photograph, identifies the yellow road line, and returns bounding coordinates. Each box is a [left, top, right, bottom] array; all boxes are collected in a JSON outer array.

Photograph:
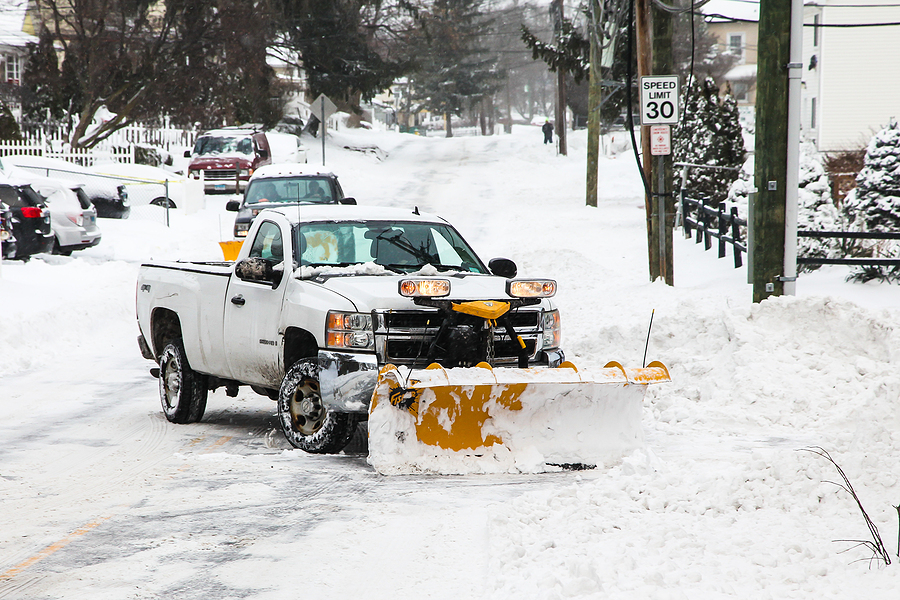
[[0, 516, 111, 580], [204, 436, 233, 452]]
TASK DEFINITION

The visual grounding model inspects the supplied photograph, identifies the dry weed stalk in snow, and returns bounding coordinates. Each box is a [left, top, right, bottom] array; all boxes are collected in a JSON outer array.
[[804, 446, 893, 567]]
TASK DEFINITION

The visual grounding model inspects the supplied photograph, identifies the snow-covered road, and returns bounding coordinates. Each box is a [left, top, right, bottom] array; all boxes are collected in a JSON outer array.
[[2, 126, 899, 599]]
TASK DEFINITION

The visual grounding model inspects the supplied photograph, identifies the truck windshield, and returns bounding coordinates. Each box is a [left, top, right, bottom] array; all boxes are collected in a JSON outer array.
[[246, 177, 333, 205], [295, 221, 488, 274], [193, 135, 253, 156]]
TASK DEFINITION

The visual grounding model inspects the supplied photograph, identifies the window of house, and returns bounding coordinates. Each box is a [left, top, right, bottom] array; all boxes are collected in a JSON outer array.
[[728, 33, 745, 63], [4, 55, 20, 84], [733, 82, 749, 102], [813, 14, 820, 47]]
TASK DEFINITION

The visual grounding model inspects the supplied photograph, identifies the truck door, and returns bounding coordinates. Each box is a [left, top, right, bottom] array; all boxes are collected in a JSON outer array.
[[223, 218, 290, 388]]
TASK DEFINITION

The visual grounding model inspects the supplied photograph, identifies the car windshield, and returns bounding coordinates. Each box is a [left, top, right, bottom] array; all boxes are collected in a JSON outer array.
[[294, 220, 487, 274], [246, 177, 333, 205], [193, 135, 253, 156]]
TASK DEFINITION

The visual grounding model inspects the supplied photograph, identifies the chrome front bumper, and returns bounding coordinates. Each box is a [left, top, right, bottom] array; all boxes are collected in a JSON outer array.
[[318, 350, 379, 414], [317, 348, 566, 415]]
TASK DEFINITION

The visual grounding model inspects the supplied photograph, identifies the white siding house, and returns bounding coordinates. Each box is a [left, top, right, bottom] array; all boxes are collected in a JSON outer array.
[[803, 0, 900, 152]]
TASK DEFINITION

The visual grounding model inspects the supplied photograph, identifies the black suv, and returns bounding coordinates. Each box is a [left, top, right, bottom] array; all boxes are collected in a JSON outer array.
[[0, 184, 54, 260]]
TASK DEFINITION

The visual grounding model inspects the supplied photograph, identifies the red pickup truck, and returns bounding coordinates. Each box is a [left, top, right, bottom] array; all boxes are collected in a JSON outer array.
[[185, 128, 272, 193]]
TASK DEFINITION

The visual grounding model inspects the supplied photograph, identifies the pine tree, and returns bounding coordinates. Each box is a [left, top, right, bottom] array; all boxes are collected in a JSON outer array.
[[409, 0, 502, 137], [842, 119, 900, 282], [674, 77, 745, 206], [844, 119, 900, 231]]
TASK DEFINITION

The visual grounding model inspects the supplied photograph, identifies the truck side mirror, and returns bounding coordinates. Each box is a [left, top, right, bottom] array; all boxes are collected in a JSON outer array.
[[489, 258, 517, 279], [339, 197, 357, 205], [235, 257, 277, 286], [183, 150, 191, 158], [225, 200, 240, 212]]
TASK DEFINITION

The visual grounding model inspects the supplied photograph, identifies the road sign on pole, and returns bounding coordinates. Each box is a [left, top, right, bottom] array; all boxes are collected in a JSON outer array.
[[310, 94, 338, 166], [650, 124, 671, 156], [640, 76, 680, 126]]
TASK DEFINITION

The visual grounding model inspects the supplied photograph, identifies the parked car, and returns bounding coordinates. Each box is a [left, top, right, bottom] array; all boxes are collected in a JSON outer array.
[[1, 201, 16, 260], [26, 177, 102, 255], [87, 162, 186, 208], [185, 128, 306, 193], [0, 183, 54, 260], [2, 156, 130, 219], [225, 164, 356, 238]]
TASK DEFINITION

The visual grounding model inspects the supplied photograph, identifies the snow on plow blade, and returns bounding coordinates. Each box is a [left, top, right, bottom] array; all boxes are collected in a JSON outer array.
[[367, 361, 670, 475]]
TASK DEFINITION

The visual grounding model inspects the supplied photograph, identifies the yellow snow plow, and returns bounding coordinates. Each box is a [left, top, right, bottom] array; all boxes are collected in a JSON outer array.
[[367, 360, 670, 474]]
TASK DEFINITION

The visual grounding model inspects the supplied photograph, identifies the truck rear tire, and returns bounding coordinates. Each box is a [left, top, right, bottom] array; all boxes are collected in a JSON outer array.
[[158, 339, 208, 424], [278, 359, 357, 454]]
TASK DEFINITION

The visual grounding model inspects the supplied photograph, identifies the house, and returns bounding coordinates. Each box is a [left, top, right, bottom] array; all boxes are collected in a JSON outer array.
[[704, 0, 760, 120], [0, 0, 38, 118], [802, 1, 900, 153], [706, 0, 900, 154]]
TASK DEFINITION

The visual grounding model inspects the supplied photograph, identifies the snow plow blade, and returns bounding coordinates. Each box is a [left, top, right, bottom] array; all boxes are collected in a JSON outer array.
[[367, 361, 670, 475]]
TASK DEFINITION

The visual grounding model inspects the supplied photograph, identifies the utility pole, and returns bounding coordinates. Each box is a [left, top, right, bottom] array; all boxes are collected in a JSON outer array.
[[552, 0, 568, 156], [752, 0, 795, 302], [635, 0, 656, 279], [586, 0, 602, 207], [652, 2, 674, 285]]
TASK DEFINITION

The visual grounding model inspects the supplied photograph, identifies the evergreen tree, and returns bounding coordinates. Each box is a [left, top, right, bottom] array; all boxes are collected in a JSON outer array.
[[673, 76, 744, 205], [842, 119, 900, 282], [21, 29, 66, 121], [409, 0, 502, 137], [844, 119, 900, 231], [276, 0, 408, 110]]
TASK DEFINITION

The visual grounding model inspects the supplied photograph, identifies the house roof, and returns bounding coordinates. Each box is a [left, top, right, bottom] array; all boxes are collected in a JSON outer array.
[[703, 0, 760, 23], [0, 0, 39, 48]]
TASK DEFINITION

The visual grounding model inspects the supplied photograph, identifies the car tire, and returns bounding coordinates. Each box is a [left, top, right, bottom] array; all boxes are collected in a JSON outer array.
[[150, 197, 177, 209], [158, 339, 208, 424], [278, 358, 357, 454], [52, 239, 72, 256]]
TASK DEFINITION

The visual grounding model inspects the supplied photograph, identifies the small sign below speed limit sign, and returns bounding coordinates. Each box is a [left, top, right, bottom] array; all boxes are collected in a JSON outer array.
[[640, 75, 680, 126]]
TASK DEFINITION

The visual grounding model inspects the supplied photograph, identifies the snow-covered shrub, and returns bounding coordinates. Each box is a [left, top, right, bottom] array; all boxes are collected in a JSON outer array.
[[842, 119, 900, 282], [796, 143, 842, 272]]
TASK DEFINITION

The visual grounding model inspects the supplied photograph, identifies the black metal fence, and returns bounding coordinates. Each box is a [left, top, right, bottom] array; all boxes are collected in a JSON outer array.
[[680, 197, 747, 268]]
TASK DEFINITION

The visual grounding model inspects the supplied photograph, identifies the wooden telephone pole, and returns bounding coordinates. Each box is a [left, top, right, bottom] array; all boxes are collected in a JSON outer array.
[[752, 0, 794, 302], [635, 0, 674, 284], [586, 0, 602, 207]]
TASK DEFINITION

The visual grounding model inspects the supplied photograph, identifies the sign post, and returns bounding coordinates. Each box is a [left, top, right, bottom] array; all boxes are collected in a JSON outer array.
[[310, 94, 338, 166], [640, 76, 679, 283]]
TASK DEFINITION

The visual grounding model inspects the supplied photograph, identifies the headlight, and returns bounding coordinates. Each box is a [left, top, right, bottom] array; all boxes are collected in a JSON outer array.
[[326, 311, 374, 350], [240, 168, 250, 177], [399, 279, 450, 297], [508, 279, 556, 298], [542, 309, 561, 349], [234, 222, 250, 237]]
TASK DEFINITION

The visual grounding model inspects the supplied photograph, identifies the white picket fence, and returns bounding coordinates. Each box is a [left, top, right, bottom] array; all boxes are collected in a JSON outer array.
[[0, 140, 136, 166]]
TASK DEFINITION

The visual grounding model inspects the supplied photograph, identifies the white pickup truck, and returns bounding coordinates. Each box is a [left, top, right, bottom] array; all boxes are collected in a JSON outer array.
[[135, 205, 564, 454]]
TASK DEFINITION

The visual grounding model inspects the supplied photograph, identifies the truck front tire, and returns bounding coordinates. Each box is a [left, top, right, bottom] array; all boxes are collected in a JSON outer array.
[[278, 359, 357, 454], [158, 339, 208, 424]]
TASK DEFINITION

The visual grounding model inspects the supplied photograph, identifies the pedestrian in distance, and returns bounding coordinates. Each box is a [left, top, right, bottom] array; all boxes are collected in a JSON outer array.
[[542, 120, 554, 144]]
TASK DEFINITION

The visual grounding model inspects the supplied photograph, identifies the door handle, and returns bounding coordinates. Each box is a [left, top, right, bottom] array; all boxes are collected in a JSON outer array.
[[230, 294, 245, 306]]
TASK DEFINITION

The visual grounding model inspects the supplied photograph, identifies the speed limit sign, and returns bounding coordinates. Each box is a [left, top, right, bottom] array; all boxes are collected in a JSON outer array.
[[640, 76, 680, 126]]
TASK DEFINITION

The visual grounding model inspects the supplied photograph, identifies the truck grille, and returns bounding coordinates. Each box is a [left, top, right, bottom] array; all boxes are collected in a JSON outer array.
[[204, 169, 238, 180], [374, 309, 542, 367]]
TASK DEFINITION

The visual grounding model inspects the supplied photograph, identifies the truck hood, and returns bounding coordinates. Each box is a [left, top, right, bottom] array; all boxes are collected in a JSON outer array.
[[309, 273, 547, 312]]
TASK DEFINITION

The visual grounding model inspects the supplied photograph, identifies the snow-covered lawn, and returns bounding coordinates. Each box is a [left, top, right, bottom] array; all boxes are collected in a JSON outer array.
[[1, 126, 898, 598]]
